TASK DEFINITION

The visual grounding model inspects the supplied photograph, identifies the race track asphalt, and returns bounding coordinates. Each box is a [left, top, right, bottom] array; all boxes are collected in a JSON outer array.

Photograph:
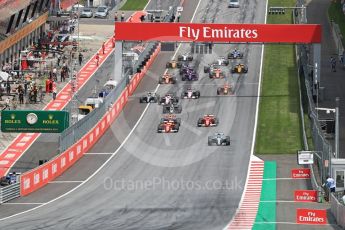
[[0, 0, 266, 229]]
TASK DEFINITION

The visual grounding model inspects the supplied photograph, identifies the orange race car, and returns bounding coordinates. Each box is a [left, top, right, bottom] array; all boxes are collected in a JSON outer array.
[[159, 73, 177, 84], [204, 64, 225, 79]]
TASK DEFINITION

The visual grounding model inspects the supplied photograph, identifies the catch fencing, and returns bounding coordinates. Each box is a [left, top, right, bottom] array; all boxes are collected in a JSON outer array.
[[295, 0, 333, 188]]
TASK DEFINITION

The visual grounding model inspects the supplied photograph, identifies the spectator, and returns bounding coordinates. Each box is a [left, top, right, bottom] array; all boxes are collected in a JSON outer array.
[[6, 80, 11, 95], [53, 67, 57, 81], [121, 12, 125, 21], [324, 175, 336, 193], [24, 80, 28, 96], [102, 42, 105, 54], [330, 56, 336, 72], [78, 52, 83, 66], [52, 81, 57, 100], [32, 84, 38, 103], [18, 88, 24, 104], [96, 52, 100, 66], [114, 12, 118, 21], [177, 12, 181, 22], [0, 86, 3, 101], [60, 68, 65, 82]]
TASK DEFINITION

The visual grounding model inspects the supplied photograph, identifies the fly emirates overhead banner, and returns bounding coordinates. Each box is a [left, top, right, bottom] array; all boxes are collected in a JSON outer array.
[[115, 23, 321, 43]]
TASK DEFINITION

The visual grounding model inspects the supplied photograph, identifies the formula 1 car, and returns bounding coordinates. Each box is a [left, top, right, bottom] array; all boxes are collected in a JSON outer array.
[[215, 57, 229, 66], [217, 84, 233, 95], [204, 64, 225, 79], [208, 132, 230, 146], [228, 49, 244, 59], [231, 64, 248, 73], [166, 60, 182, 69], [204, 64, 225, 78], [182, 69, 198, 81], [177, 53, 193, 62], [181, 88, 200, 99], [163, 103, 182, 114], [160, 114, 181, 125], [197, 114, 219, 127], [159, 93, 179, 105], [179, 63, 195, 75], [159, 73, 177, 84], [139, 92, 159, 103], [157, 120, 180, 133]]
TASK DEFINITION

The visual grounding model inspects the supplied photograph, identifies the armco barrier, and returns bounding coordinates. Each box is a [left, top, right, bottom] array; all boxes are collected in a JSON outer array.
[[0, 182, 20, 203], [20, 44, 161, 196], [331, 193, 345, 228]]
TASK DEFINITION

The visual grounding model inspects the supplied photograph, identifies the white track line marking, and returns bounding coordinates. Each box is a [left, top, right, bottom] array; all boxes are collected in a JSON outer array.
[[84, 153, 113, 155], [48, 181, 84, 183], [143, 0, 153, 10], [2, 203, 44, 205], [242, 0, 268, 209], [0, 0, 203, 222]]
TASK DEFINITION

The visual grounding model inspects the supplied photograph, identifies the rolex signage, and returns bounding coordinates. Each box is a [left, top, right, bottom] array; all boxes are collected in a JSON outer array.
[[1, 110, 69, 133]]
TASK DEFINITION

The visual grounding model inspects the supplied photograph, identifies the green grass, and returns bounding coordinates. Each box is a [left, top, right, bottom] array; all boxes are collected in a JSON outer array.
[[120, 0, 149, 11], [255, 0, 303, 154], [328, 0, 345, 45]]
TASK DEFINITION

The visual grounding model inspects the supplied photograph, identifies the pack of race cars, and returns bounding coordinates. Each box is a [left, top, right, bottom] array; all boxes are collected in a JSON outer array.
[[138, 49, 248, 146]]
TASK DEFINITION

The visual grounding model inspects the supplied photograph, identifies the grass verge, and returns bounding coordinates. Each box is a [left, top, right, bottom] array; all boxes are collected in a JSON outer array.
[[255, 0, 303, 154], [120, 0, 149, 11], [328, 0, 345, 45]]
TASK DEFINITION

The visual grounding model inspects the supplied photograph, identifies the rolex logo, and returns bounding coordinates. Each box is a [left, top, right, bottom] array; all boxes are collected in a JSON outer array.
[[48, 114, 54, 120], [10, 114, 15, 119]]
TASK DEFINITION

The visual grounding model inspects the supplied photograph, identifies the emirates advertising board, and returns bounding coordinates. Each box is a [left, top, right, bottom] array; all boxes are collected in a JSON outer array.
[[294, 190, 317, 202], [291, 168, 311, 179], [115, 23, 321, 43], [296, 209, 327, 225]]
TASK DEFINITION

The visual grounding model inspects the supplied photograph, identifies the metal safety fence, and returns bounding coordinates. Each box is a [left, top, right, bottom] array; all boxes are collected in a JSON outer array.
[[295, 0, 333, 188], [0, 182, 20, 204], [330, 193, 345, 228]]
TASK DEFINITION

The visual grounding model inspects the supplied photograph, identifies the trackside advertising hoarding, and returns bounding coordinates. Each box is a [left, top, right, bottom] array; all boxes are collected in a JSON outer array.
[[294, 190, 317, 202], [115, 23, 322, 43], [291, 168, 311, 179], [296, 209, 326, 225]]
